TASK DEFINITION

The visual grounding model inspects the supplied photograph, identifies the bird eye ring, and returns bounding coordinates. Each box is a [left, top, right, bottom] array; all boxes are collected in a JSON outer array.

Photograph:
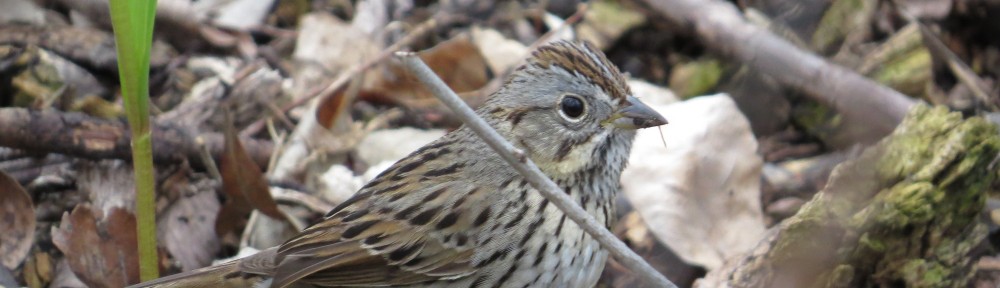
[[558, 95, 586, 121]]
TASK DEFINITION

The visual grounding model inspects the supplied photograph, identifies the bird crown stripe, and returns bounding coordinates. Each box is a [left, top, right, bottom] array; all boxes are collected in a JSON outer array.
[[529, 41, 630, 102]]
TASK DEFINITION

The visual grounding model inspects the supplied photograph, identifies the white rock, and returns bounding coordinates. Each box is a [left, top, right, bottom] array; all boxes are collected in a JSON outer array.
[[313, 128, 444, 204], [363, 161, 396, 182], [471, 26, 529, 75], [0, 0, 45, 25], [316, 165, 366, 209], [201, 0, 274, 30], [621, 94, 766, 270], [629, 79, 680, 106], [293, 13, 377, 71], [356, 127, 446, 166]]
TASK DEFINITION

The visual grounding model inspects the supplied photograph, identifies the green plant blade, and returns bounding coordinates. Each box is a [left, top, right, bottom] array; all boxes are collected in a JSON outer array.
[[108, 0, 159, 281]]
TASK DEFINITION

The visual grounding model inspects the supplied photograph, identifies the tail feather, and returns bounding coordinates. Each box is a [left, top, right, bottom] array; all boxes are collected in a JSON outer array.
[[128, 248, 276, 288]]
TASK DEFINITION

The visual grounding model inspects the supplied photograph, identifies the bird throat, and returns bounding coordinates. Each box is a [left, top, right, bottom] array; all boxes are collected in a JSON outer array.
[[543, 131, 607, 176]]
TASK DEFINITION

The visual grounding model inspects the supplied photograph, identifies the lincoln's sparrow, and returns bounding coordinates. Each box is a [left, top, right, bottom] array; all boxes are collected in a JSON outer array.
[[133, 40, 667, 288]]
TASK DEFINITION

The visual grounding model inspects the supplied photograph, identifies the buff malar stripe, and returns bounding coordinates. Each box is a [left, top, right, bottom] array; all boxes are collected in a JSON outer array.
[[529, 41, 631, 102]]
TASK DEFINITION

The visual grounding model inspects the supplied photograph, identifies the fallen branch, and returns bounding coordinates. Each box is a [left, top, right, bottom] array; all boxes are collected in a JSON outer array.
[[396, 53, 677, 288], [637, 0, 917, 134], [0, 25, 171, 72], [0, 108, 272, 169]]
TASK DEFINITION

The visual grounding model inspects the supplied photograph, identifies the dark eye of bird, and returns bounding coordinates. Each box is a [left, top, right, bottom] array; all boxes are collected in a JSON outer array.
[[560, 96, 585, 119]]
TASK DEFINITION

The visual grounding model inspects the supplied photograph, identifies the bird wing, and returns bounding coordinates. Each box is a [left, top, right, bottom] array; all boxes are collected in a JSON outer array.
[[271, 137, 491, 287]]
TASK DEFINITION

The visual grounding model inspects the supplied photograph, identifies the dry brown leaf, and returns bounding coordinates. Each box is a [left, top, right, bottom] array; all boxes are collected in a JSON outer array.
[[51, 205, 140, 288], [217, 116, 289, 237], [287, 11, 376, 124], [315, 76, 362, 131], [363, 35, 489, 109], [315, 82, 350, 130], [157, 176, 220, 271], [417, 36, 490, 93], [0, 170, 35, 270]]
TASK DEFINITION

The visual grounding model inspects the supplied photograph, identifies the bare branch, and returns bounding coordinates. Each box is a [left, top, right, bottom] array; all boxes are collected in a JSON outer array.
[[637, 0, 917, 134]]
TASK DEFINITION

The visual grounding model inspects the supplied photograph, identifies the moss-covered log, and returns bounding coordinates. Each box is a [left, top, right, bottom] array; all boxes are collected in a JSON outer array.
[[699, 104, 1000, 288]]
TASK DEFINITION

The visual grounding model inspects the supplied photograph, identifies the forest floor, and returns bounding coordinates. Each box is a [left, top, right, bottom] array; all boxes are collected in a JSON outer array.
[[2, 0, 1000, 287]]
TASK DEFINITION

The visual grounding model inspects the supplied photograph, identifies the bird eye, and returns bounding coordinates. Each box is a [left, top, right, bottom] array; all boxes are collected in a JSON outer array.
[[559, 95, 585, 120]]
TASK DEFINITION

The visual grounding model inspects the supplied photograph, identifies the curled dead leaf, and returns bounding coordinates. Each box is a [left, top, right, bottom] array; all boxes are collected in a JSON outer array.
[[51, 205, 140, 288], [217, 115, 290, 237], [363, 35, 489, 109], [0, 170, 35, 270], [316, 76, 362, 131]]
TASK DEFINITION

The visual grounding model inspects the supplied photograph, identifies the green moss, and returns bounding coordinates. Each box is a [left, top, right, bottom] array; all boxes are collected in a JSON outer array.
[[857, 233, 885, 252], [877, 106, 961, 181], [588, 0, 645, 32], [811, 0, 876, 53], [771, 199, 836, 262], [768, 104, 999, 288], [790, 98, 840, 145], [879, 182, 940, 228], [862, 105, 996, 287], [871, 48, 932, 97], [11, 46, 65, 107], [899, 260, 950, 287], [668, 58, 724, 98], [825, 265, 856, 288]]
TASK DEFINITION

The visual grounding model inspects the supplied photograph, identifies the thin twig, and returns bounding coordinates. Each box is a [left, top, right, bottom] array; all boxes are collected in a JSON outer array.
[[527, 2, 589, 51], [271, 187, 336, 215], [198, 138, 222, 180], [266, 119, 287, 173], [240, 16, 448, 137], [396, 53, 677, 288], [892, 3, 996, 110]]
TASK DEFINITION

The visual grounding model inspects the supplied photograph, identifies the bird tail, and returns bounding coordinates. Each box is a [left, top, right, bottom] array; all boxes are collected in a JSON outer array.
[[127, 248, 276, 288]]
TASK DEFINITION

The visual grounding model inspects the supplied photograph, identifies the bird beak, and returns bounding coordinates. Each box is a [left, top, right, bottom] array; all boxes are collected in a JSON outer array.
[[606, 96, 668, 130]]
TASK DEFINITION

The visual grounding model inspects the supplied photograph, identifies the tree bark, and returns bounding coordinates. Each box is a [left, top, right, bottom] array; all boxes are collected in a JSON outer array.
[[0, 108, 272, 169], [698, 105, 998, 287]]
